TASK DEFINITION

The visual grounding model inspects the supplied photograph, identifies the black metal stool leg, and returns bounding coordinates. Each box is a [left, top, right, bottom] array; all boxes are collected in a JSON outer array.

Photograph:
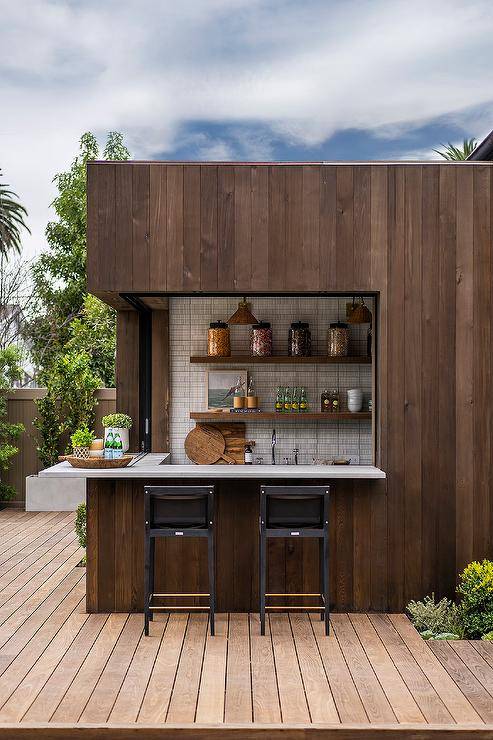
[[323, 527, 330, 636], [149, 538, 155, 621], [260, 528, 266, 636], [144, 531, 150, 636], [319, 538, 324, 621], [208, 526, 215, 636]]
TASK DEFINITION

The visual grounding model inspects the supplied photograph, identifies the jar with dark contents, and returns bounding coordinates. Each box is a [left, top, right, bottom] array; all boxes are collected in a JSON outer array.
[[250, 321, 273, 357], [207, 321, 231, 357], [327, 322, 349, 357], [288, 322, 311, 357]]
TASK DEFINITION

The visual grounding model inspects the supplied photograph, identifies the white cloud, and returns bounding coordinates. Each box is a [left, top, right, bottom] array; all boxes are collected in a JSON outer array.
[[1, 0, 493, 256]]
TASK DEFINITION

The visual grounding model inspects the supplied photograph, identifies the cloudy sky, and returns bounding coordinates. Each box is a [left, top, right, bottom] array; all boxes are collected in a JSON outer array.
[[1, 0, 493, 257]]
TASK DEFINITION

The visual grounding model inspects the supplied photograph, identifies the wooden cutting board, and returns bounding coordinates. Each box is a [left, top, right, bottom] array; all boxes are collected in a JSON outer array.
[[185, 425, 237, 465], [185, 422, 246, 465]]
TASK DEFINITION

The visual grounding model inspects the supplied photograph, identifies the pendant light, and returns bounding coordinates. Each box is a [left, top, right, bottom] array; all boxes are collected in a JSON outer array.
[[227, 297, 258, 325], [347, 296, 372, 324]]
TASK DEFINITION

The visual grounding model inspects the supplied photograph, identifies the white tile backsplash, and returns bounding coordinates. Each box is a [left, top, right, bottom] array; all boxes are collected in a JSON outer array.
[[169, 297, 373, 464]]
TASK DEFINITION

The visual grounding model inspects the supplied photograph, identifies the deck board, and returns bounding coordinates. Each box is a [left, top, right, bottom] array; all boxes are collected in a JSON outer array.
[[0, 510, 492, 737]]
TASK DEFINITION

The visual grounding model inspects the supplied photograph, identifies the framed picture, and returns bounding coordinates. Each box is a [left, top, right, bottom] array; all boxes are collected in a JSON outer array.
[[206, 369, 247, 410]]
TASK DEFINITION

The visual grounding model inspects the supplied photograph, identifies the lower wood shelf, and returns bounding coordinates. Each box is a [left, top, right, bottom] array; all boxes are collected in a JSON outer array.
[[190, 411, 371, 422]]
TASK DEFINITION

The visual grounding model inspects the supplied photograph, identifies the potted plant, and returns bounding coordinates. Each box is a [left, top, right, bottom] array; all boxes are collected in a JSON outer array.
[[70, 427, 95, 459], [101, 413, 132, 453]]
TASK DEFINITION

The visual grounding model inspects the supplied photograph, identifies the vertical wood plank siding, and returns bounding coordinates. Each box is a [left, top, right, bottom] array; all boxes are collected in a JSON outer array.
[[87, 162, 493, 610]]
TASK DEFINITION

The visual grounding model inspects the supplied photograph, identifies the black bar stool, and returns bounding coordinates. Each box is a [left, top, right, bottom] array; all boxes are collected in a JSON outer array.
[[144, 485, 215, 636], [259, 485, 330, 635]]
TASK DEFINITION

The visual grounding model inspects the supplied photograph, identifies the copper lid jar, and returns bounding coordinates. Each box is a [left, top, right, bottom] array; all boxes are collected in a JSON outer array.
[[288, 322, 311, 357], [250, 321, 273, 357], [207, 321, 231, 357], [327, 322, 349, 357]]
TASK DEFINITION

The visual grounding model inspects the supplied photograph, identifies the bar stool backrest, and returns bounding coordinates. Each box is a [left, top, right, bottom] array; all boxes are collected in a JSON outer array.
[[262, 486, 327, 529], [145, 486, 212, 529]]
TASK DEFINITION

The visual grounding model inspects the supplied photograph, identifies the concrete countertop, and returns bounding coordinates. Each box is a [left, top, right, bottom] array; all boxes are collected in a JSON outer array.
[[39, 453, 386, 479]]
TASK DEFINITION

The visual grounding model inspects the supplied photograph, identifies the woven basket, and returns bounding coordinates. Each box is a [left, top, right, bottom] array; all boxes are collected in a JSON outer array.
[[63, 455, 133, 469]]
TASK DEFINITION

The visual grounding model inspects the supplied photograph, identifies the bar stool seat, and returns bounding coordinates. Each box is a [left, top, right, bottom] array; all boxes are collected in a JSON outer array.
[[259, 485, 330, 635], [144, 485, 215, 636]]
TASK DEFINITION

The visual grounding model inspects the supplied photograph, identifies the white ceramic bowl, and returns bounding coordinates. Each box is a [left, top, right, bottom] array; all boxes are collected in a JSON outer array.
[[348, 400, 363, 412]]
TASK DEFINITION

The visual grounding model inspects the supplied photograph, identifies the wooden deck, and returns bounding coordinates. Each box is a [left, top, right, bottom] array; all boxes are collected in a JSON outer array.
[[0, 510, 493, 738]]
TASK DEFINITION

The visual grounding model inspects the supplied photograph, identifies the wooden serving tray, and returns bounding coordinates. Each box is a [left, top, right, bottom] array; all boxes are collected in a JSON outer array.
[[60, 455, 133, 469]]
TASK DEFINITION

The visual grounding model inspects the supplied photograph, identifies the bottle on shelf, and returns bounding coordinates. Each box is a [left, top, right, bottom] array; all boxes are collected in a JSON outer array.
[[299, 387, 308, 412], [329, 389, 340, 412], [246, 377, 258, 409], [244, 442, 254, 464], [283, 386, 292, 412], [291, 386, 300, 412], [275, 386, 284, 413], [321, 389, 330, 412], [234, 376, 245, 409]]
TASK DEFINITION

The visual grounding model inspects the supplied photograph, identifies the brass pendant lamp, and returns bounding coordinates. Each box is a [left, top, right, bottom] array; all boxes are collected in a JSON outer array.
[[347, 296, 372, 324], [227, 297, 258, 325]]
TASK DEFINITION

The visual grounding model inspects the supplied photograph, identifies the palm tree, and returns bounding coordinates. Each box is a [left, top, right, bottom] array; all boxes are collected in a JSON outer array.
[[0, 169, 30, 257], [434, 138, 477, 161]]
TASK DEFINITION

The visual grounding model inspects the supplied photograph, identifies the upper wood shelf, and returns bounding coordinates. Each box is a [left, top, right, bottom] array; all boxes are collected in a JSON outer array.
[[190, 355, 372, 365], [191, 412, 371, 422]]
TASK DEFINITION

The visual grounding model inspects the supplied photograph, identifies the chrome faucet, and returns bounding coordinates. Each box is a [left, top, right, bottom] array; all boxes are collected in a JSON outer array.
[[293, 447, 299, 465], [271, 428, 277, 465]]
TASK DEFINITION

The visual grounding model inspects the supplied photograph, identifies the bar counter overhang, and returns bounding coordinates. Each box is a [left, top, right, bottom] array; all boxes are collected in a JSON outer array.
[[40, 458, 386, 613]]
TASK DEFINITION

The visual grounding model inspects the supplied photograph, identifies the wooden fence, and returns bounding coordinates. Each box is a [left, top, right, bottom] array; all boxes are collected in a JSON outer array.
[[4, 388, 116, 506]]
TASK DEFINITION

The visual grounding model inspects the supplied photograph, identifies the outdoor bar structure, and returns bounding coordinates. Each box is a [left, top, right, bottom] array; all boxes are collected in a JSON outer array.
[[42, 161, 493, 616]]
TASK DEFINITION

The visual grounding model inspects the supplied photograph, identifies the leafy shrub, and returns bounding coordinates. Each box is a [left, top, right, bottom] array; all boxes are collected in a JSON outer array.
[[102, 413, 132, 429], [75, 503, 86, 549], [482, 631, 493, 641], [407, 594, 462, 639], [457, 560, 493, 639], [70, 427, 94, 448], [0, 347, 25, 501]]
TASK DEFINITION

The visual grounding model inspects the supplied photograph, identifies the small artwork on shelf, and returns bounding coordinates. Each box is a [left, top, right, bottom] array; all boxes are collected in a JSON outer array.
[[206, 369, 247, 410]]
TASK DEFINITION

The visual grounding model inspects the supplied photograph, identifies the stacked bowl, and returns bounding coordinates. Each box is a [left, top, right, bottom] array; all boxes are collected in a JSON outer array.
[[347, 388, 363, 412]]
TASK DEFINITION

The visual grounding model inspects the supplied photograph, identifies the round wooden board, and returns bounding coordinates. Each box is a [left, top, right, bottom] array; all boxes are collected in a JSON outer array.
[[184, 425, 236, 465], [63, 455, 133, 469]]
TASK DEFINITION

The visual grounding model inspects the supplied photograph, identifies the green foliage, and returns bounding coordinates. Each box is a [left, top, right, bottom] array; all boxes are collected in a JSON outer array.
[[25, 131, 129, 383], [457, 560, 493, 639], [66, 295, 116, 387], [75, 503, 86, 549], [102, 413, 133, 429], [434, 138, 477, 161], [34, 352, 101, 467], [0, 169, 30, 257], [0, 347, 24, 500], [407, 594, 463, 639], [70, 427, 94, 448], [481, 631, 493, 641]]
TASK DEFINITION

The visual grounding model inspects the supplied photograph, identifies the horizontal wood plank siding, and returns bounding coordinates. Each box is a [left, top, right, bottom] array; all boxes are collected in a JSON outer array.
[[85, 161, 493, 610]]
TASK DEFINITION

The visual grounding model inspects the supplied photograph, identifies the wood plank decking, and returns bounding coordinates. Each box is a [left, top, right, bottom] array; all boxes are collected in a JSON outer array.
[[0, 509, 492, 738]]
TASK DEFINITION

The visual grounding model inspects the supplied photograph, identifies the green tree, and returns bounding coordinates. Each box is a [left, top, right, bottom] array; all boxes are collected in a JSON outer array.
[[66, 295, 116, 387], [34, 351, 102, 468], [434, 138, 477, 161], [0, 347, 24, 501], [0, 170, 30, 257], [25, 132, 129, 382]]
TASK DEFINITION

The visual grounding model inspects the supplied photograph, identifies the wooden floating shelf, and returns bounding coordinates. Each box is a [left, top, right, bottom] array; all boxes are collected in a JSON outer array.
[[190, 355, 372, 365], [191, 412, 372, 422]]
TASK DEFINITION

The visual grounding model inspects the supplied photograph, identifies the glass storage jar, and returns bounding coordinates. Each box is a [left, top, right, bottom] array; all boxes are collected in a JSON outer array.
[[207, 321, 231, 357], [327, 322, 349, 357], [250, 321, 273, 357], [288, 322, 311, 357]]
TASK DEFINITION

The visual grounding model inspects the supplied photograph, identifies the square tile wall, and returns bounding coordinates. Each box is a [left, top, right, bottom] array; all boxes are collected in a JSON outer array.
[[169, 297, 373, 464]]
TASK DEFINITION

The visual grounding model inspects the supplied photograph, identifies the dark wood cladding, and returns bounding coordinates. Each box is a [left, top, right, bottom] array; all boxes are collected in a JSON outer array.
[[87, 162, 493, 610], [86, 478, 385, 613]]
